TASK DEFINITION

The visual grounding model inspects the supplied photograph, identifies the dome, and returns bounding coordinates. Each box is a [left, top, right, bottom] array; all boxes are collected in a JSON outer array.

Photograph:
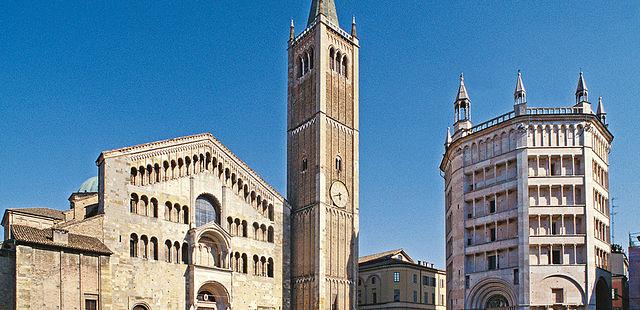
[[77, 176, 98, 193]]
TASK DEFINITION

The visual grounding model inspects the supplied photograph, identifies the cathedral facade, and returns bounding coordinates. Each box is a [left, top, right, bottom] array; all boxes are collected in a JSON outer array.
[[0, 1, 359, 310], [440, 72, 613, 309]]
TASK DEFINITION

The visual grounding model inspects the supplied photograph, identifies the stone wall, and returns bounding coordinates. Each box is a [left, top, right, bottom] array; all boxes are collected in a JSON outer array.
[[13, 245, 109, 310], [0, 248, 16, 310], [99, 142, 287, 309]]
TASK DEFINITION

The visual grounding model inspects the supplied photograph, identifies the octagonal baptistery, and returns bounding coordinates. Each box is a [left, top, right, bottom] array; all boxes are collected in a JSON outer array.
[[97, 133, 289, 309], [440, 72, 613, 310]]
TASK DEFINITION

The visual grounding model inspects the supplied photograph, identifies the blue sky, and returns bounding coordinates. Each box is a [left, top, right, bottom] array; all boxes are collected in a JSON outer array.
[[1, 1, 639, 268]]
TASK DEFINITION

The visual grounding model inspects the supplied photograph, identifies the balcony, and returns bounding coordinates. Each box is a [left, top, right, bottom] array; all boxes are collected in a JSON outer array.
[[529, 234, 586, 245], [465, 237, 518, 255], [465, 208, 518, 229], [529, 206, 585, 216]]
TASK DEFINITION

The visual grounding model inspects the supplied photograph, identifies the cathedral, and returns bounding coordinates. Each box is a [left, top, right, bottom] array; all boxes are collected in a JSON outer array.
[[0, 1, 359, 309]]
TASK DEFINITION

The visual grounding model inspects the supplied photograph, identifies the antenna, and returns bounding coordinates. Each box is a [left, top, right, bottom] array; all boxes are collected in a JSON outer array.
[[611, 198, 618, 244]]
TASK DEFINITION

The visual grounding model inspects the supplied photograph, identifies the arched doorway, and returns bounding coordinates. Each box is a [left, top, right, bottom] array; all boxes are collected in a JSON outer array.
[[466, 278, 517, 309], [486, 294, 509, 309], [132, 304, 149, 310], [195, 281, 230, 310], [596, 277, 611, 310]]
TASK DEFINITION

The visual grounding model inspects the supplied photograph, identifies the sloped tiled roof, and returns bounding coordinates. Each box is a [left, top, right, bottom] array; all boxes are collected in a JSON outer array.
[[359, 249, 413, 264], [7, 207, 65, 220], [11, 225, 111, 255]]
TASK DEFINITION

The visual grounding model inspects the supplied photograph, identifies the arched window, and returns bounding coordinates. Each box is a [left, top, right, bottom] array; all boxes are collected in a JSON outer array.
[[138, 166, 145, 185], [154, 164, 161, 183], [335, 155, 343, 172], [140, 195, 148, 216], [242, 253, 248, 273], [267, 258, 274, 278], [253, 255, 260, 275], [342, 56, 348, 77], [146, 164, 153, 184], [182, 206, 189, 224], [150, 198, 158, 218], [150, 237, 158, 260], [195, 194, 221, 226], [130, 167, 137, 185], [234, 219, 241, 236], [298, 56, 304, 78], [165, 201, 172, 221], [165, 240, 172, 263], [301, 157, 308, 172], [336, 51, 342, 74], [329, 48, 335, 70], [268, 226, 274, 243], [130, 194, 138, 214], [227, 217, 233, 231], [205, 153, 212, 171], [193, 155, 199, 174], [170, 160, 177, 179], [185, 157, 191, 176], [129, 234, 138, 258], [253, 222, 260, 239], [173, 203, 181, 223], [304, 52, 311, 73], [268, 204, 274, 221], [140, 235, 148, 259], [174, 242, 180, 264], [163, 161, 170, 181], [182, 243, 189, 264], [241, 220, 248, 237], [178, 158, 184, 177], [260, 224, 267, 241], [260, 257, 267, 276]]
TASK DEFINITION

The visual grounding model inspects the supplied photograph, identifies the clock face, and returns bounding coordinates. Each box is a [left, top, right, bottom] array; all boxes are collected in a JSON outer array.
[[330, 181, 349, 208]]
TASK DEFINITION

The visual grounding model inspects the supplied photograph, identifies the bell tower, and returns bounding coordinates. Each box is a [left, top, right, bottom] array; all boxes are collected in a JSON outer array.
[[287, 0, 359, 309]]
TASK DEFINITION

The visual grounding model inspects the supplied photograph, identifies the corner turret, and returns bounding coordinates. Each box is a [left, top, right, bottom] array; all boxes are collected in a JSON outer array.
[[514, 70, 527, 116]]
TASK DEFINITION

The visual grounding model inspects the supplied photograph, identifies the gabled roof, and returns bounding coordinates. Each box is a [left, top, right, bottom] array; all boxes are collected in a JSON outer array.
[[359, 249, 414, 265], [308, 0, 339, 27], [4, 207, 65, 222], [99, 132, 284, 201], [11, 225, 112, 255]]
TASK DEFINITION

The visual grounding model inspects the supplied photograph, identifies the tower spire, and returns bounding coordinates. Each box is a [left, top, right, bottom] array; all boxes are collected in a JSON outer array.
[[576, 71, 589, 103], [289, 19, 295, 42], [308, 0, 339, 27], [351, 15, 357, 38], [513, 70, 528, 115], [456, 73, 470, 102], [454, 73, 471, 129], [514, 70, 526, 102], [597, 96, 607, 124]]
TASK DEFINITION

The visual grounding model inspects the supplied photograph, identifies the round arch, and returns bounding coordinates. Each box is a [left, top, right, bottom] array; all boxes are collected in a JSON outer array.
[[196, 281, 231, 310], [596, 276, 611, 310], [195, 194, 221, 227], [466, 278, 517, 309], [132, 302, 151, 310]]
